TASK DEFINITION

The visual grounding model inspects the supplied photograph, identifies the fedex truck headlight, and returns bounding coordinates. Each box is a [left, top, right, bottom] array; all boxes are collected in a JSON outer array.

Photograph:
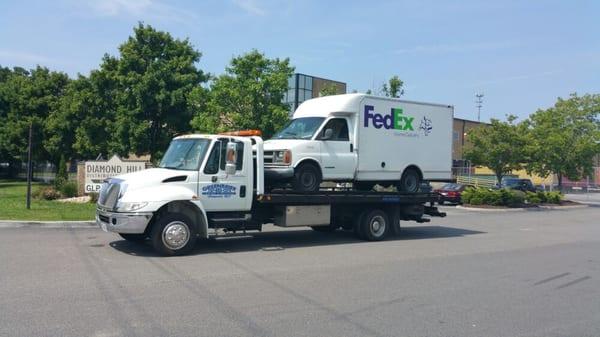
[[117, 202, 148, 212], [273, 150, 292, 165]]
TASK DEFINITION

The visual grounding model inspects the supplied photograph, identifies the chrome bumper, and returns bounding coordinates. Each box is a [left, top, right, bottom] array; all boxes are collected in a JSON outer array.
[[96, 208, 153, 234]]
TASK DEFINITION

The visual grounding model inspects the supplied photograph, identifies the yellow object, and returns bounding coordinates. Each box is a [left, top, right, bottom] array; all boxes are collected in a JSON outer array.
[[473, 167, 553, 185]]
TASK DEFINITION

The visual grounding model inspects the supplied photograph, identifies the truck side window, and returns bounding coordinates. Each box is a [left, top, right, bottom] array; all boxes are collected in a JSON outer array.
[[217, 140, 244, 171], [320, 118, 349, 141], [204, 141, 222, 174]]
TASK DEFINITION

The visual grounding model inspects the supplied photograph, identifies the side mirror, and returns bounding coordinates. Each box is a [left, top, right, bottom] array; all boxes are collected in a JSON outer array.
[[225, 142, 237, 175], [321, 128, 333, 140]]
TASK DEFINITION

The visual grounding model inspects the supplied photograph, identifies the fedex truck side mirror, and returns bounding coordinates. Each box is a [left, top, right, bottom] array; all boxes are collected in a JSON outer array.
[[225, 142, 237, 175]]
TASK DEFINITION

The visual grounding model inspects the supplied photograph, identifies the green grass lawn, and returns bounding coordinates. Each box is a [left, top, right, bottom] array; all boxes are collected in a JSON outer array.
[[0, 180, 96, 221]]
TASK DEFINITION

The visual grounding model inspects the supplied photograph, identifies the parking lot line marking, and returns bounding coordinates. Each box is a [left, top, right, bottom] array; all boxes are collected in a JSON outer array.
[[534, 272, 570, 286], [557, 276, 591, 289]]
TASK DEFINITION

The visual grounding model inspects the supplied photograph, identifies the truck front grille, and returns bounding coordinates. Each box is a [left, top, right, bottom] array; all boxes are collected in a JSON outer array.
[[98, 182, 120, 210], [263, 151, 274, 164]]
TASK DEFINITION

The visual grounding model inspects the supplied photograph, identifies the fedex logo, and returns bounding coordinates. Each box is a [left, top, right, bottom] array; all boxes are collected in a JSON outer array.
[[363, 105, 414, 131]]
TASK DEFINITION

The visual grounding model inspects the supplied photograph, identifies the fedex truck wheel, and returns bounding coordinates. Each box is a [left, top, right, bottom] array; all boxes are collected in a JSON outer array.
[[292, 163, 321, 192], [151, 213, 197, 256], [397, 168, 421, 193]]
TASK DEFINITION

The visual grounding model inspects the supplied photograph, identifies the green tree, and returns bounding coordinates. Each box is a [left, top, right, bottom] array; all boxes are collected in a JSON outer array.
[[464, 115, 529, 184], [527, 93, 600, 189], [319, 83, 339, 97], [381, 75, 404, 98], [101, 23, 208, 161], [191, 50, 294, 138], [0, 66, 69, 175]]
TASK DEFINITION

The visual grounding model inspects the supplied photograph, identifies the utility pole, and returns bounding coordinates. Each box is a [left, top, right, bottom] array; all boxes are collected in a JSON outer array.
[[475, 93, 484, 122], [26, 122, 33, 209]]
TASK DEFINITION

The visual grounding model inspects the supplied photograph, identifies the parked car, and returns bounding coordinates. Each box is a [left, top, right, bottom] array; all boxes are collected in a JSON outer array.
[[434, 183, 466, 204], [498, 178, 536, 192]]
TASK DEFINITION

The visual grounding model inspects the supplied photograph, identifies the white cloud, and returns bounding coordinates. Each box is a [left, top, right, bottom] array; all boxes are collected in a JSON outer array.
[[0, 50, 53, 65], [232, 0, 267, 16], [394, 41, 516, 55]]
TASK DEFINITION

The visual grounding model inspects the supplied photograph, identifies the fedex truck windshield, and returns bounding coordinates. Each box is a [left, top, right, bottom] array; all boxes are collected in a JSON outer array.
[[159, 138, 211, 170], [272, 117, 325, 140]]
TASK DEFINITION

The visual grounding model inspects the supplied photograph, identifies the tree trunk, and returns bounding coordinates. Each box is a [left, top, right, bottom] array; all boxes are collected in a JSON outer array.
[[495, 172, 503, 187], [557, 173, 563, 192]]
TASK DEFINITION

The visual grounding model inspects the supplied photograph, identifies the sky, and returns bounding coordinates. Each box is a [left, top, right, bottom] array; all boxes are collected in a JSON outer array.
[[0, 0, 598, 121]]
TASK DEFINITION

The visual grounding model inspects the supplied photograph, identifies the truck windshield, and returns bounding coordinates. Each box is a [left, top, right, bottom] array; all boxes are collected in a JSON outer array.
[[159, 139, 211, 170], [272, 117, 325, 140]]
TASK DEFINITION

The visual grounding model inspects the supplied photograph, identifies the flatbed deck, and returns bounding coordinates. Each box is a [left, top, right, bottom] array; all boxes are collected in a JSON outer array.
[[256, 189, 443, 206]]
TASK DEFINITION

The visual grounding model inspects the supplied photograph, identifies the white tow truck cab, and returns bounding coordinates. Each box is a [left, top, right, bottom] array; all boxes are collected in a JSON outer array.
[[96, 133, 446, 256], [264, 93, 453, 192]]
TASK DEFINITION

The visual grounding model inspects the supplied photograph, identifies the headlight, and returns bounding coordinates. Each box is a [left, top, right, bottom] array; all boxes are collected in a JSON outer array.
[[273, 150, 292, 165], [117, 202, 148, 212]]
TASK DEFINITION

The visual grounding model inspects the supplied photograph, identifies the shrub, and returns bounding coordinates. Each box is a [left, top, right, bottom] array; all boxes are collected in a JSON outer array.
[[545, 191, 562, 204], [507, 190, 525, 206], [525, 191, 541, 204], [461, 187, 525, 207], [469, 195, 484, 205], [461, 187, 475, 204], [34, 186, 62, 200], [60, 181, 78, 198]]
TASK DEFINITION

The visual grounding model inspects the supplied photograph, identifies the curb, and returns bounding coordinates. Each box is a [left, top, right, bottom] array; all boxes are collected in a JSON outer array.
[[456, 204, 588, 212], [0, 220, 96, 228]]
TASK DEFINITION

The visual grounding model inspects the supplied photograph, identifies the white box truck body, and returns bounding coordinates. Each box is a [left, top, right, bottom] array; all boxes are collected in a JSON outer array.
[[264, 93, 453, 192]]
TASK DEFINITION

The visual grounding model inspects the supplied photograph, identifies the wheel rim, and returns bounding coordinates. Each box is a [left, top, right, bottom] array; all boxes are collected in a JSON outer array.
[[370, 215, 386, 237], [404, 174, 417, 191], [162, 221, 190, 250], [301, 171, 316, 189]]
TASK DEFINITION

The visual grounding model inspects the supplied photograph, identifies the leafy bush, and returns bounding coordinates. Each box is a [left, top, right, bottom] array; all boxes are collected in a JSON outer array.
[[525, 191, 541, 204], [34, 186, 62, 200], [461, 187, 524, 207], [544, 191, 562, 204], [89, 192, 99, 203], [60, 181, 78, 198]]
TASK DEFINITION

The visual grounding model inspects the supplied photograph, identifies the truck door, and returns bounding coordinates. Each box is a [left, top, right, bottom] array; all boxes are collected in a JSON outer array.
[[317, 118, 357, 179], [198, 138, 252, 211]]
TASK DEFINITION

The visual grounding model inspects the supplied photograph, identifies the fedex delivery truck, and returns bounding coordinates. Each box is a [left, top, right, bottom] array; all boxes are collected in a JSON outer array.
[[264, 94, 453, 192]]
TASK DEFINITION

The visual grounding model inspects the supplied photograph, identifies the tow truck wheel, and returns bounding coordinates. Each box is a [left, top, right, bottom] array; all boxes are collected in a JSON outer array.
[[119, 233, 147, 242], [292, 163, 321, 192], [359, 209, 389, 241], [397, 168, 420, 193], [151, 213, 197, 256]]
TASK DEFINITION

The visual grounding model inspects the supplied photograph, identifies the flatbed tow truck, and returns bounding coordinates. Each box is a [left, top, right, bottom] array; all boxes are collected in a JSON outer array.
[[96, 134, 446, 255]]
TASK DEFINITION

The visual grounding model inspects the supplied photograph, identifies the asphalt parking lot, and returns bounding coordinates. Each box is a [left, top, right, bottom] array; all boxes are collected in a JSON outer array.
[[1, 206, 600, 337]]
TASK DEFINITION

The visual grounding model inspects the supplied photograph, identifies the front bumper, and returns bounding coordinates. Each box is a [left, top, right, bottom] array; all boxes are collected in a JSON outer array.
[[264, 166, 294, 181], [96, 208, 153, 234]]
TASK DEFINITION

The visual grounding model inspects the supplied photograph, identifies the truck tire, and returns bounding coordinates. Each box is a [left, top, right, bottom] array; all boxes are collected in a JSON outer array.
[[119, 233, 147, 242], [292, 163, 321, 192], [151, 213, 197, 256], [358, 209, 389, 241], [397, 168, 420, 193]]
